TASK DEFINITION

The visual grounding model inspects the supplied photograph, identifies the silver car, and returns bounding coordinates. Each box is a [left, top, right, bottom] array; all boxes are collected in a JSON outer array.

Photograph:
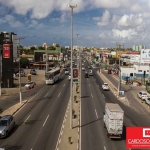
[[0, 115, 15, 138]]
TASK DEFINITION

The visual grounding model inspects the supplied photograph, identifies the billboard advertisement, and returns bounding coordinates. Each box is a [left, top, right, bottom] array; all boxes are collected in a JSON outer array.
[[140, 49, 150, 63], [3, 44, 10, 58]]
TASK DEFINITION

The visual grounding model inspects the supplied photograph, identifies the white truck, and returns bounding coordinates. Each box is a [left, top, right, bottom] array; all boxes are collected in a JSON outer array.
[[103, 103, 124, 139]]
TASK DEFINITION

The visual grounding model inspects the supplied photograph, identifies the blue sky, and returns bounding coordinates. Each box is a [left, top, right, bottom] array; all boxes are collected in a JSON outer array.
[[0, 0, 150, 48]]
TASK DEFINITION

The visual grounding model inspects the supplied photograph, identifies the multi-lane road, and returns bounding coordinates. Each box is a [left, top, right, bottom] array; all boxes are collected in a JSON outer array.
[[0, 60, 150, 150], [0, 72, 70, 150]]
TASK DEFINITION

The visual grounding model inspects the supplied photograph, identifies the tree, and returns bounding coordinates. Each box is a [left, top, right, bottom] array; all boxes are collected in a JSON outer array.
[[20, 58, 30, 68]]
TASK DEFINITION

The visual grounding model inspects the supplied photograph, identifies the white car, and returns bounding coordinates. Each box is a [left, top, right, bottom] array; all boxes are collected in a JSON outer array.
[[137, 91, 148, 100], [145, 97, 150, 105], [82, 67, 85, 71], [89, 70, 93, 76], [25, 81, 35, 89], [68, 74, 71, 81], [65, 69, 69, 75], [102, 83, 109, 90]]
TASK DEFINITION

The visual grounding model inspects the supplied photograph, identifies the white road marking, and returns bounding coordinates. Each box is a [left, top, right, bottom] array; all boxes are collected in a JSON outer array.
[[45, 92, 49, 98], [43, 115, 49, 126], [89, 84, 90, 87], [53, 85, 55, 87], [63, 84, 65, 87], [102, 94, 105, 98], [104, 146, 106, 150], [91, 93, 93, 98], [95, 109, 98, 118], [58, 92, 61, 97], [22, 115, 31, 125]]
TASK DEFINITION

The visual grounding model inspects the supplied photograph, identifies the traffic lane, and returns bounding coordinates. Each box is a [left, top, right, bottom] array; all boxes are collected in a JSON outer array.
[[81, 76, 105, 150], [32, 83, 70, 150], [88, 76, 128, 150], [0, 75, 70, 149]]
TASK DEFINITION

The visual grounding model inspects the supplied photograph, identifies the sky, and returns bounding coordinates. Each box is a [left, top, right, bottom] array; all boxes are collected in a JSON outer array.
[[0, 0, 150, 48]]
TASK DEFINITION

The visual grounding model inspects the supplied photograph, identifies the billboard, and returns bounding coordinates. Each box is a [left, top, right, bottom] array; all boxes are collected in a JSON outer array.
[[3, 44, 10, 58], [140, 49, 150, 63]]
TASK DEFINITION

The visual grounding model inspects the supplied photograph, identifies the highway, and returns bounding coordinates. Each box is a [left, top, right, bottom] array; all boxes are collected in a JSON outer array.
[[0, 72, 70, 150], [81, 62, 150, 150]]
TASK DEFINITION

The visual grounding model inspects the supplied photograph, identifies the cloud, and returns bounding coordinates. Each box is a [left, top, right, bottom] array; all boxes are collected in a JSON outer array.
[[117, 14, 143, 28], [97, 10, 110, 26], [130, 4, 142, 12], [60, 13, 67, 23], [112, 29, 137, 39]]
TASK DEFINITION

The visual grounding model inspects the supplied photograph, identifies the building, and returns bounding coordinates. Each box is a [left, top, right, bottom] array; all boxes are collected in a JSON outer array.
[[0, 31, 17, 88], [132, 44, 146, 52]]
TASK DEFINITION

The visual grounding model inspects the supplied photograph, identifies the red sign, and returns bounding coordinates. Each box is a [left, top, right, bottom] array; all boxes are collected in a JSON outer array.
[[3, 44, 10, 58], [73, 68, 78, 78], [126, 127, 150, 149]]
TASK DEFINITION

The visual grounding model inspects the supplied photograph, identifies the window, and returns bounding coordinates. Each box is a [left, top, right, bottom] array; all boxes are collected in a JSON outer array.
[[138, 70, 142, 72]]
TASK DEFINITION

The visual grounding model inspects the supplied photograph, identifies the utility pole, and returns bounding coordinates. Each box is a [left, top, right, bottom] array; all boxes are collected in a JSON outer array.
[[76, 33, 80, 64], [16, 37, 25, 104], [116, 43, 124, 94]]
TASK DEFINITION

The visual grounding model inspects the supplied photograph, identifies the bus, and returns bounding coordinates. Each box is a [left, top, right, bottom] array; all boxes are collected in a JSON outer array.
[[45, 67, 60, 84]]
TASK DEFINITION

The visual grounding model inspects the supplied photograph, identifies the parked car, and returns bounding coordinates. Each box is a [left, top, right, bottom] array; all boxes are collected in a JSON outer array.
[[137, 91, 148, 99], [102, 83, 109, 90], [145, 97, 150, 105], [25, 81, 36, 89], [13, 74, 17, 80], [30, 69, 37, 75], [0, 115, 15, 138], [16, 71, 25, 77]]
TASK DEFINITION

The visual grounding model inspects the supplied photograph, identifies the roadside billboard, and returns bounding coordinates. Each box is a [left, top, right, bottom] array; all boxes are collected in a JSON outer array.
[[3, 44, 10, 58], [140, 49, 150, 63]]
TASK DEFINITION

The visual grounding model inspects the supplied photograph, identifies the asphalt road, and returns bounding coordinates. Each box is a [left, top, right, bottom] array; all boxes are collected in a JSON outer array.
[[81, 62, 150, 150], [0, 71, 70, 150]]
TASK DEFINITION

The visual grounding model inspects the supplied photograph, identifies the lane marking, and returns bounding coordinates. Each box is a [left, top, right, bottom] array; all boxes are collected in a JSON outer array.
[[22, 115, 31, 125], [104, 146, 106, 150], [58, 92, 61, 97], [45, 92, 49, 98], [53, 85, 55, 88], [89, 84, 90, 87], [63, 84, 65, 87], [91, 93, 93, 98], [43, 115, 49, 126], [95, 109, 98, 118], [102, 94, 105, 99]]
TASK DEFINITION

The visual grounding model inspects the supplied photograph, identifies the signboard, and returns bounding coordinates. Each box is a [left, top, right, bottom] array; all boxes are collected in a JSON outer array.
[[126, 127, 150, 149], [3, 44, 10, 58], [140, 49, 150, 63], [73, 68, 78, 82]]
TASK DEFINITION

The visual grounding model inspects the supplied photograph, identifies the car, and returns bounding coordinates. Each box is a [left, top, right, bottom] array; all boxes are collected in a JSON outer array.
[[82, 67, 85, 71], [145, 97, 150, 105], [141, 94, 148, 101], [25, 81, 36, 89], [68, 73, 71, 80], [13, 74, 17, 80], [85, 72, 89, 78], [16, 71, 25, 77], [137, 91, 148, 99], [102, 83, 109, 90], [30, 69, 37, 75], [89, 70, 93, 76], [65, 69, 69, 75], [0, 115, 15, 138]]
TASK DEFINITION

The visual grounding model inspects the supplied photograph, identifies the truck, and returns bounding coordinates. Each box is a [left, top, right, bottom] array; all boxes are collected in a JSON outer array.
[[103, 103, 124, 139]]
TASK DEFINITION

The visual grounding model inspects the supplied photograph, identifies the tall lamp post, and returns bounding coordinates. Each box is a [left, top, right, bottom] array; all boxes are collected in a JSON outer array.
[[16, 37, 25, 104], [68, 3, 77, 129]]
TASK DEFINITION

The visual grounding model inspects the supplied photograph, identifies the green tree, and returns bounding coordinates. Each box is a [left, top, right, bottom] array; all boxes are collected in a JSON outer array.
[[20, 58, 29, 68]]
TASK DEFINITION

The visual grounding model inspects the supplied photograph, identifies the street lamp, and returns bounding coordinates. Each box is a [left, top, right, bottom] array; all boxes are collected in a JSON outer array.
[[16, 37, 25, 104], [68, 3, 77, 129]]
